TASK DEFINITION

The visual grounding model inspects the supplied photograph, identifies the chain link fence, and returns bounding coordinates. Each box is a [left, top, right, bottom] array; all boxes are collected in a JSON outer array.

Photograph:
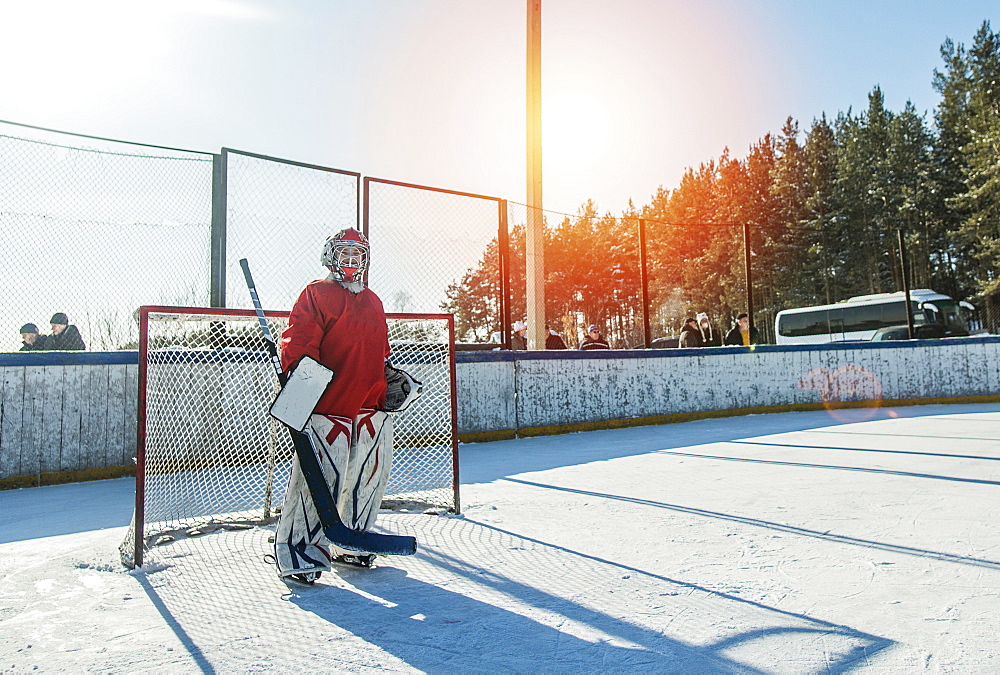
[[2, 119, 994, 353], [364, 178, 506, 342], [1, 126, 364, 352], [640, 217, 755, 347], [1, 122, 213, 351], [496, 203, 754, 349], [223, 150, 360, 311]]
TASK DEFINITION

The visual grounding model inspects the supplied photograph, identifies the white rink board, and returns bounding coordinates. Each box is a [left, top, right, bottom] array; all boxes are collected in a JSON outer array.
[[455, 337, 1000, 434], [4, 337, 1000, 482]]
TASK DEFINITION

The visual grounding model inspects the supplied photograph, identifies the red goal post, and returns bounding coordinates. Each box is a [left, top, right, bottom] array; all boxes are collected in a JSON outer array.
[[120, 306, 459, 568]]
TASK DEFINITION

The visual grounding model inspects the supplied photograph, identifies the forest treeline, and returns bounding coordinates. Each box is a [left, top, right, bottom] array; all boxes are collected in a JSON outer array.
[[444, 21, 1000, 347]]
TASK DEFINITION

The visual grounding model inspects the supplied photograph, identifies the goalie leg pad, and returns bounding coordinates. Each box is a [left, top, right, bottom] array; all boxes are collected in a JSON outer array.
[[335, 409, 394, 531], [273, 416, 351, 578], [273, 460, 336, 578], [276, 411, 394, 569]]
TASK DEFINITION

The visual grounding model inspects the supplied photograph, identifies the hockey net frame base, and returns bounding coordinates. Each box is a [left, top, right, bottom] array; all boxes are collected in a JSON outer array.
[[119, 306, 459, 568]]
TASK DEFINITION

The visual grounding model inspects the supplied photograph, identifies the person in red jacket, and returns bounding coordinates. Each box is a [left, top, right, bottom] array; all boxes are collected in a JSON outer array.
[[273, 227, 395, 582]]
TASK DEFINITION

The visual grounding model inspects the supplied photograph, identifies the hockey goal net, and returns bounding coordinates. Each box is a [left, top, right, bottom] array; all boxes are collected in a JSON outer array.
[[119, 306, 459, 568]]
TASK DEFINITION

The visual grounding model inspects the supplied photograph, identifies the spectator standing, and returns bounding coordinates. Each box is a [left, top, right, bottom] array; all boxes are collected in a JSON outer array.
[[49, 313, 86, 350], [511, 321, 528, 350], [545, 324, 567, 350], [580, 324, 610, 350], [697, 312, 722, 347], [724, 312, 761, 346], [678, 317, 702, 348], [19, 323, 50, 351]]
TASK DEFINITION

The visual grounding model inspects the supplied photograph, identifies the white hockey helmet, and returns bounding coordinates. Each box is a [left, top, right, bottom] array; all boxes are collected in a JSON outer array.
[[322, 227, 370, 283]]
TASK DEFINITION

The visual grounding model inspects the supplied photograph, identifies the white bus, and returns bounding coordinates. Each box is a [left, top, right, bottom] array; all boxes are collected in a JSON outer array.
[[774, 289, 971, 345]]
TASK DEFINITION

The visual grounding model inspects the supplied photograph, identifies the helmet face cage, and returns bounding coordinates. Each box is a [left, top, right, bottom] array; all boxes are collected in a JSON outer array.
[[322, 228, 370, 282]]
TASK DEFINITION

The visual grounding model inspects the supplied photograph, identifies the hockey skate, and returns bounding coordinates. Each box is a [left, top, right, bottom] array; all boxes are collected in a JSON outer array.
[[289, 570, 323, 585], [333, 553, 377, 568]]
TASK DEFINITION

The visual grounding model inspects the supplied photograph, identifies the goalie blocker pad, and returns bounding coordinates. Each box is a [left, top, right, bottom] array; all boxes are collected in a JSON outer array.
[[383, 361, 423, 412], [270, 356, 336, 432]]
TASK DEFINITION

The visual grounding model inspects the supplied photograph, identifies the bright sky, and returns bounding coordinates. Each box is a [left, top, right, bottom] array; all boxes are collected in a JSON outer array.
[[0, 0, 997, 216]]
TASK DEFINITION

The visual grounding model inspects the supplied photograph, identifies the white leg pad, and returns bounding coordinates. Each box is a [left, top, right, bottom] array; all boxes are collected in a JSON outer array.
[[274, 410, 394, 576]]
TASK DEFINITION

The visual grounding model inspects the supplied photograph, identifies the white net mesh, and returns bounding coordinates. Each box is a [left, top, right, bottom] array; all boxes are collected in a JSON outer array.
[[119, 307, 458, 568]]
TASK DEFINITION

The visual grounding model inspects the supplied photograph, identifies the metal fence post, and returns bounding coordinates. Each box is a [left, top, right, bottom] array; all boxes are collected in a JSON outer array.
[[210, 152, 228, 308], [639, 218, 651, 348], [499, 199, 512, 350], [362, 176, 371, 238], [898, 228, 914, 339]]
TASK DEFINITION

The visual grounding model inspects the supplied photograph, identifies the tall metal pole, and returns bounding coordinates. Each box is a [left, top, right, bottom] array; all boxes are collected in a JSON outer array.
[[525, 0, 545, 349], [638, 218, 652, 348]]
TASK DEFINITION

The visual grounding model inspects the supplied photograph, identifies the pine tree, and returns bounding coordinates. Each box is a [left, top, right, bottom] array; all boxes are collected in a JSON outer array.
[[952, 22, 1000, 304], [834, 88, 896, 295], [802, 115, 840, 303], [886, 101, 934, 289], [770, 117, 814, 308], [930, 36, 976, 299], [441, 237, 505, 342]]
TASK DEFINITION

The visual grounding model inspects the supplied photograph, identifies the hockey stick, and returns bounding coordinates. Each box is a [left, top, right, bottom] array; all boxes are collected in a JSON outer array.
[[239, 258, 416, 556]]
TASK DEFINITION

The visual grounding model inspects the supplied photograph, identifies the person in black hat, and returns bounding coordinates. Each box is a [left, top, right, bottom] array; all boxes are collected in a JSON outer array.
[[678, 317, 702, 348], [49, 313, 86, 350], [19, 323, 50, 351], [724, 312, 761, 346]]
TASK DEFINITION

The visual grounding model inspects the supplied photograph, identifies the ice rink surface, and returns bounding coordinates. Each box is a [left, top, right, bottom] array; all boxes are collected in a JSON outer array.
[[2, 403, 998, 672]]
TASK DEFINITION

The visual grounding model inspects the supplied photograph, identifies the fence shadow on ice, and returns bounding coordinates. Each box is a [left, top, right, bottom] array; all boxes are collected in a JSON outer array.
[[459, 404, 1000, 485], [503, 478, 1000, 573]]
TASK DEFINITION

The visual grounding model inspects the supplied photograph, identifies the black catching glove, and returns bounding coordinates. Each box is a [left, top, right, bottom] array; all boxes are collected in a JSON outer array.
[[383, 361, 423, 412]]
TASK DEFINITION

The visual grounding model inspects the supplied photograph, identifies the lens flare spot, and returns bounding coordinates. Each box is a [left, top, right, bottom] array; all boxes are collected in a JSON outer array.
[[796, 365, 883, 423]]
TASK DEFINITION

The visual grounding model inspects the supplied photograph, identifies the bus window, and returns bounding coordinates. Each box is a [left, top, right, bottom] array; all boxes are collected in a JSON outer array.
[[881, 301, 908, 325], [922, 300, 969, 335], [881, 300, 925, 326], [828, 309, 845, 340], [778, 311, 829, 337], [960, 301, 980, 333], [844, 303, 881, 333]]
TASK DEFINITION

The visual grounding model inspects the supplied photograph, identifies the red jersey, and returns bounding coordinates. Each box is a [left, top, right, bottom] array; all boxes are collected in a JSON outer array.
[[279, 278, 390, 419]]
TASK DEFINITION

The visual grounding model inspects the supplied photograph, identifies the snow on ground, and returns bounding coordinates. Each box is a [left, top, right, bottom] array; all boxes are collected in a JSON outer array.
[[2, 403, 999, 672]]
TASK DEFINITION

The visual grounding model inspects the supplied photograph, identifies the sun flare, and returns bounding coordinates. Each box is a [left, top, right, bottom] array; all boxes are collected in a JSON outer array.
[[542, 85, 614, 180]]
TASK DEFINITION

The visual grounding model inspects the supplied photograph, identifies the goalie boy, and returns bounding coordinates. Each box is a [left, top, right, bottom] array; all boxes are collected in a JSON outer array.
[[274, 227, 417, 582]]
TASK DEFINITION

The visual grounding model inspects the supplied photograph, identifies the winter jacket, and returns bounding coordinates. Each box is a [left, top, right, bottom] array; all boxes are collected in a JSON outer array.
[[698, 323, 722, 347], [580, 334, 610, 350], [678, 323, 702, 348], [724, 325, 762, 346], [545, 332, 567, 350], [511, 333, 528, 350], [280, 278, 390, 419], [49, 325, 85, 350], [20, 335, 51, 351]]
